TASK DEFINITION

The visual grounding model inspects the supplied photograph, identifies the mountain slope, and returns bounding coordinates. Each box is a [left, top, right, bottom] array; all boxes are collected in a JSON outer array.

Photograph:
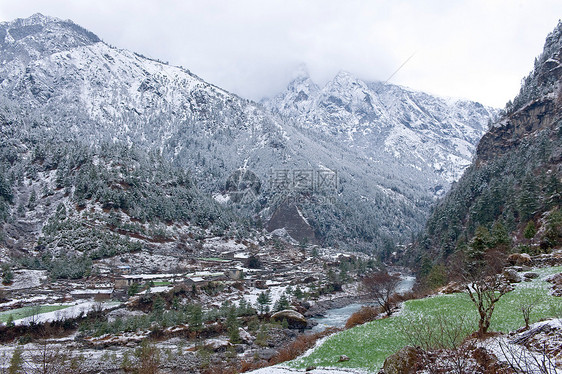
[[262, 70, 498, 189], [0, 112, 238, 270], [0, 14, 497, 254], [415, 21, 562, 267]]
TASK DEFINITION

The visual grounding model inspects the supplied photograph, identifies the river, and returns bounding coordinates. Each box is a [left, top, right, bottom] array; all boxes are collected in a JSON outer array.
[[310, 275, 415, 332]]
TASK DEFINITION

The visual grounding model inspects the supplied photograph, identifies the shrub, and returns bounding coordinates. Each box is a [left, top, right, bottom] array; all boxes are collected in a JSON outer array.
[[269, 327, 340, 365], [134, 340, 160, 374], [345, 306, 379, 329]]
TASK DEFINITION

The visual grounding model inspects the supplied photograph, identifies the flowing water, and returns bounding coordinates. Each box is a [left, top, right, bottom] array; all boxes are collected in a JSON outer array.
[[310, 275, 415, 332]]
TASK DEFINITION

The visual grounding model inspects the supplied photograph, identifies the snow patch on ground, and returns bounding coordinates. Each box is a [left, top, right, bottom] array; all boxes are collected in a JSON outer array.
[[1, 270, 48, 290], [14, 301, 120, 326], [243, 285, 289, 307], [213, 193, 230, 204], [480, 318, 562, 373]]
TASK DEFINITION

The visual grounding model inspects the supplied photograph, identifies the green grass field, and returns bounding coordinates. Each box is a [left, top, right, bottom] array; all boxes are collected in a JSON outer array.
[[152, 281, 171, 286], [0, 304, 72, 323], [290, 266, 562, 372]]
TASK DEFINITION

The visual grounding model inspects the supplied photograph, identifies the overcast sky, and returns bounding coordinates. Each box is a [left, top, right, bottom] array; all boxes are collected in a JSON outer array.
[[1, 1, 561, 107]]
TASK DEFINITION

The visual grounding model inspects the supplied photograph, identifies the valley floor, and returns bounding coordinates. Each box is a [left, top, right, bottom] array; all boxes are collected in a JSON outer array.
[[284, 262, 562, 373]]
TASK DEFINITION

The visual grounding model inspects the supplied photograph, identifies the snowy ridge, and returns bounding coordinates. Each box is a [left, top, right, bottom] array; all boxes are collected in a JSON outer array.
[[263, 70, 498, 186]]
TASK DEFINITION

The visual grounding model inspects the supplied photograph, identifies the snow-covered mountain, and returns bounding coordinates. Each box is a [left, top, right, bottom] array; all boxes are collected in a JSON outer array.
[[416, 20, 562, 262], [0, 14, 498, 252], [262, 69, 498, 187]]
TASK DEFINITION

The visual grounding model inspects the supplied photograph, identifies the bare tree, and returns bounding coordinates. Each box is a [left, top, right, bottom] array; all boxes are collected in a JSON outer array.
[[362, 271, 401, 316], [466, 274, 509, 336], [14, 340, 87, 374], [520, 295, 541, 330], [400, 312, 473, 352], [29, 340, 67, 374], [458, 249, 510, 337]]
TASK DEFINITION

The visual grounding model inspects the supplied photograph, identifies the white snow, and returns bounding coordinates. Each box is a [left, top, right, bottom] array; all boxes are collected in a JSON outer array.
[[1, 269, 48, 290], [243, 285, 289, 307], [0, 295, 50, 309], [14, 301, 120, 326], [213, 193, 231, 204], [480, 318, 562, 374], [70, 288, 113, 295]]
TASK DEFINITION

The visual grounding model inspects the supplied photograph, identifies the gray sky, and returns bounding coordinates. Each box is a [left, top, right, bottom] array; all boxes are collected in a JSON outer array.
[[1, 0, 561, 107]]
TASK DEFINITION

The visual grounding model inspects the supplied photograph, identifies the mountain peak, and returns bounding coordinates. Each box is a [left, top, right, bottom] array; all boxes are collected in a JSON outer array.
[[328, 70, 367, 91], [24, 13, 62, 26], [0, 13, 61, 27], [332, 70, 355, 82], [508, 21, 562, 113], [0, 13, 100, 62], [281, 65, 319, 100]]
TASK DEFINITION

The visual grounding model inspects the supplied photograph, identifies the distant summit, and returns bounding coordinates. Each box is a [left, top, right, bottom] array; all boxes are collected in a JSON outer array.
[[263, 70, 498, 187], [0, 12, 100, 65]]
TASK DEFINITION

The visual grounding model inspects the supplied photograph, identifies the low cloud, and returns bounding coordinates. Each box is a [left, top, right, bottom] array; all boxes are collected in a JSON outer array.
[[1, 0, 561, 107]]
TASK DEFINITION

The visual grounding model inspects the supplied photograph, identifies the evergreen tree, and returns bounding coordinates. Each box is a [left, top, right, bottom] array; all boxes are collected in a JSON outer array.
[[226, 306, 240, 343], [152, 296, 165, 319], [273, 293, 291, 312], [6, 314, 14, 328], [523, 220, 537, 239], [27, 189, 37, 209], [425, 264, 447, 289], [2, 264, 13, 285], [171, 297, 179, 311], [0, 173, 12, 203], [490, 220, 510, 250], [466, 226, 490, 275], [188, 304, 203, 332], [293, 286, 304, 300], [8, 346, 24, 374], [517, 175, 539, 221], [256, 291, 271, 314], [128, 282, 140, 296]]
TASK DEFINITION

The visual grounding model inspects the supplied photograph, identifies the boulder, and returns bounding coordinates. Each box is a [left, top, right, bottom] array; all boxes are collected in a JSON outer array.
[[547, 273, 562, 296], [204, 338, 230, 352], [106, 308, 146, 323], [503, 268, 522, 283], [238, 327, 254, 344], [546, 273, 562, 285], [304, 304, 325, 317], [271, 309, 308, 329], [382, 346, 420, 374], [507, 253, 532, 266], [233, 344, 245, 354], [523, 272, 539, 279]]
